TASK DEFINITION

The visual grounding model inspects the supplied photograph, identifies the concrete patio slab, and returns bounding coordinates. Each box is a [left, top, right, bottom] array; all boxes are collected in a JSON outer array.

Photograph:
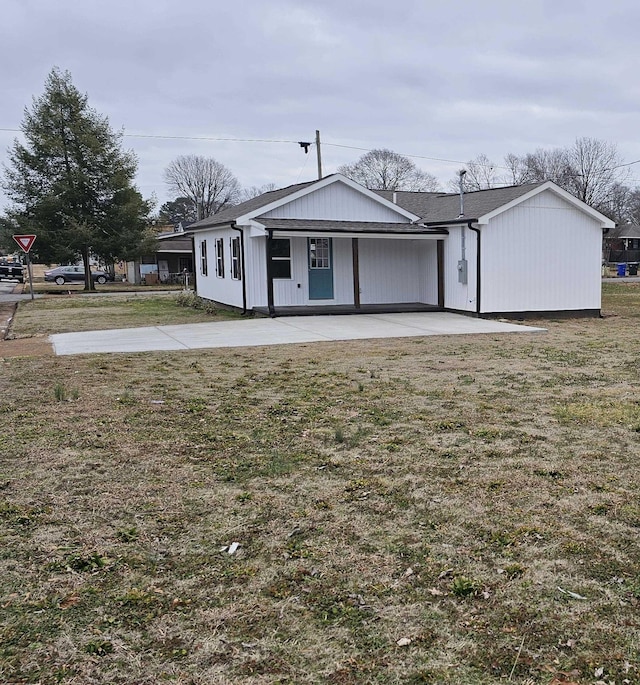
[[50, 312, 545, 356]]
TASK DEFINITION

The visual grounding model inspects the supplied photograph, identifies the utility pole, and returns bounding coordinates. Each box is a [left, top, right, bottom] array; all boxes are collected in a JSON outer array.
[[315, 129, 322, 179]]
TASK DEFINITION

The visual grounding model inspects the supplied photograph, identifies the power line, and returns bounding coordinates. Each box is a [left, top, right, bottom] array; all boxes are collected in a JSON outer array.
[[0, 127, 300, 145], [321, 142, 472, 168], [0, 126, 489, 168], [5, 125, 640, 178]]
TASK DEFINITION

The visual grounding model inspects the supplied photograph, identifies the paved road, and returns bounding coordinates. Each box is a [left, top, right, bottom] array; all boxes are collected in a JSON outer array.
[[50, 312, 546, 356], [0, 281, 39, 302]]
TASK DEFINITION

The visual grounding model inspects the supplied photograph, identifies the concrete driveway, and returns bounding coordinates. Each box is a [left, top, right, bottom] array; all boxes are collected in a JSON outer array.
[[49, 312, 545, 356]]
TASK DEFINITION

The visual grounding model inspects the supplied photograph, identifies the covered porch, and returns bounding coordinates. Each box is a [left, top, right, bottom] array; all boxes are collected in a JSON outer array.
[[259, 219, 448, 317]]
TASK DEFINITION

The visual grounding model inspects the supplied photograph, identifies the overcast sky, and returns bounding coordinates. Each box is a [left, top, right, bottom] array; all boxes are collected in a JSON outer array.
[[2, 0, 640, 212]]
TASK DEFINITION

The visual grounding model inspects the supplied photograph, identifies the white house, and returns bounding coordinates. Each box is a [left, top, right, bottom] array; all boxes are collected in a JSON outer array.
[[187, 174, 614, 318]]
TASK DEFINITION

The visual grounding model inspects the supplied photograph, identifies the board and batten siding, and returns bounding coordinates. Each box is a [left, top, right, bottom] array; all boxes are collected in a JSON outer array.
[[259, 183, 411, 222], [443, 225, 478, 313], [194, 231, 244, 308], [244, 235, 268, 309], [359, 239, 439, 305], [271, 237, 354, 306], [480, 190, 603, 313]]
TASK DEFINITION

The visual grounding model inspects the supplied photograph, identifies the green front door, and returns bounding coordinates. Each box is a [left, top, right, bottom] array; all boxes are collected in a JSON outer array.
[[308, 238, 334, 300]]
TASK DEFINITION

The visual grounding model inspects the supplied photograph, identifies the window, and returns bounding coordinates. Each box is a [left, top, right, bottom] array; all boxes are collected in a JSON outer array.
[[215, 238, 225, 278], [309, 238, 331, 268], [270, 238, 291, 279], [231, 237, 242, 280], [200, 239, 208, 276]]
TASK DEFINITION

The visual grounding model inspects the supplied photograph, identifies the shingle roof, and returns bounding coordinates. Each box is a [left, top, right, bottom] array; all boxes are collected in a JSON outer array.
[[257, 218, 447, 235], [376, 183, 546, 223], [188, 179, 321, 229], [606, 224, 640, 239], [188, 177, 549, 231]]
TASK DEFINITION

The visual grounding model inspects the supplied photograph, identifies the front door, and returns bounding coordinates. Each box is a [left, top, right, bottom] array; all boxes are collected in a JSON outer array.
[[308, 238, 333, 299]]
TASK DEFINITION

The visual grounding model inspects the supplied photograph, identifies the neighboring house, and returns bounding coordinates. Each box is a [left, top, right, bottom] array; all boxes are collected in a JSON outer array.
[[187, 174, 614, 318], [603, 224, 640, 265], [126, 229, 194, 285]]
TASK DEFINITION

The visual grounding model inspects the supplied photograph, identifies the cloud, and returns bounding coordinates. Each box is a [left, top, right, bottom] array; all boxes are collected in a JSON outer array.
[[3, 0, 640, 206]]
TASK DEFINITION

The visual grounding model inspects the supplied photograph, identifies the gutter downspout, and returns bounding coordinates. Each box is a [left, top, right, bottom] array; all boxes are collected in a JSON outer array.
[[467, 220, 481, 315], [231, 221, 247, 315], [189, 233, 197, 294]]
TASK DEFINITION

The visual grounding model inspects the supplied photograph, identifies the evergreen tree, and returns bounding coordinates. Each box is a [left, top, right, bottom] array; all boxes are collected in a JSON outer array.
[[2, 68, 151, 289], [158, 196, 197, 225]]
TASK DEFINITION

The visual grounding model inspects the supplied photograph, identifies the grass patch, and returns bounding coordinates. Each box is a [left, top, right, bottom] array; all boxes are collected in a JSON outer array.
[[9, 293, 242, 337], [1, 289, 640, 682]]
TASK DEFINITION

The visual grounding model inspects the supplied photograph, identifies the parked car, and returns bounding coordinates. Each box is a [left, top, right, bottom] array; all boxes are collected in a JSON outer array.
[[0, 259, 25, 282], [44, 265, 113, 285]]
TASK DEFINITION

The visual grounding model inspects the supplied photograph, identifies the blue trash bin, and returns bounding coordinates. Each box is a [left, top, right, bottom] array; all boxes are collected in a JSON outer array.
[[617, 263, 627, 277]]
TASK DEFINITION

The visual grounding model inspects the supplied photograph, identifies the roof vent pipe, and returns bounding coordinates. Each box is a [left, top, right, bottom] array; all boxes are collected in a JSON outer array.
[[457, 170, 468, 285], [392, 191, 397, 204], [458, 169, 466, 219]]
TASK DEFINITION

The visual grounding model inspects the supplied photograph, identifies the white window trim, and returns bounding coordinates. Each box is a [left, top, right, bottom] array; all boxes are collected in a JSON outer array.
[[215, 238, 225, 278]]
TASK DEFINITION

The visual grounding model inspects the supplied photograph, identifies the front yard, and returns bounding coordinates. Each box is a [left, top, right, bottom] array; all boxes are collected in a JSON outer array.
[[1, 284, 639, 683]]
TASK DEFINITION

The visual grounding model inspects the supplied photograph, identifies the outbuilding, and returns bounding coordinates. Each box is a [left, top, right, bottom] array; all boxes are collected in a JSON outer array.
[[187, 174, 614, 318]]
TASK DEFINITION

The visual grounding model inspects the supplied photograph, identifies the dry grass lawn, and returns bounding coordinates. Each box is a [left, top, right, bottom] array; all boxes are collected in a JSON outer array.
[[8, 293, 241, 338], [1, 284, 640, 684]]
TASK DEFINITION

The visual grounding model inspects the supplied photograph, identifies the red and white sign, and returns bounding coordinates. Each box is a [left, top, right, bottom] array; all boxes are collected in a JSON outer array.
[[12, 234, 37, 253]]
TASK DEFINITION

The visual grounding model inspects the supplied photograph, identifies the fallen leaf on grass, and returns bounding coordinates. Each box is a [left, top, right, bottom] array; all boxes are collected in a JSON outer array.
[[396, 637, 411, 647], [557, 586, 587, 600], [59, 594, 80, 609]]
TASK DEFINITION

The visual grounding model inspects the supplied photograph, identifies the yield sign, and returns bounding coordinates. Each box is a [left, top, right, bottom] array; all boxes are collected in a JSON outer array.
[[12, 234, 37, 253]]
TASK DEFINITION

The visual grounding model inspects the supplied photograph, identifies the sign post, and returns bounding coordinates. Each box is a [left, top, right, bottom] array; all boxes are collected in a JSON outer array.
[[12, 235, 37, 301]]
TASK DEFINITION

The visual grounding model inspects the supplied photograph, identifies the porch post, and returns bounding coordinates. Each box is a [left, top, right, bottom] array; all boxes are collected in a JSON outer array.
[[352, 237, 361, 309], [437, 239, 445, 308], [266, 230, 275, 317]]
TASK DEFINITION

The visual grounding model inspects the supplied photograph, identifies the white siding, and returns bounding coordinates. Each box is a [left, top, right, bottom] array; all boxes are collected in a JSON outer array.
[[273, 237, 354, 306], [194, 230, 244, 308], [359, 239, 438, 305], [259, 182, 411, 222], [245, 235, 267, 309], [481, 190, 602, 313], [444, 226, 478, 313], [246, 235, 440, 309]]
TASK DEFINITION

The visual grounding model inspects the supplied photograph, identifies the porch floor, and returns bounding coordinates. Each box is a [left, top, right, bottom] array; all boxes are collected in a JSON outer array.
[[254, 302, 441, 317]]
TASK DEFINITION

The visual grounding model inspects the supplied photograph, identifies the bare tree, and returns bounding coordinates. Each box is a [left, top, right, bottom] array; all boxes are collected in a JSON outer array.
[[503, 152, 535, 186], [624, 188, 640, 225], [520, 147, 573, 186], [239, 183, 278, 202], [505, 139, 629, 212], [164, 155, 241, 221], [338, 149, 440, 191], [565, 137, 629, 208], [448, 154, 499, 192], [446, 138, 634, 216]]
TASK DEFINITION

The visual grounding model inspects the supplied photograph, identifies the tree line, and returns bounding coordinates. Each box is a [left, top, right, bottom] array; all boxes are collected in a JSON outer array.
[[451, 140, 640, 225], [3, 68, 638, 292]]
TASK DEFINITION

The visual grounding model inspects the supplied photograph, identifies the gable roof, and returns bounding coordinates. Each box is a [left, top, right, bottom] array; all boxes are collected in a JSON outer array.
[[189, 180, 317, 229], [188, 177, 614, 232], [188, 174, 423, 230], [376, 183, 547, 223]]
